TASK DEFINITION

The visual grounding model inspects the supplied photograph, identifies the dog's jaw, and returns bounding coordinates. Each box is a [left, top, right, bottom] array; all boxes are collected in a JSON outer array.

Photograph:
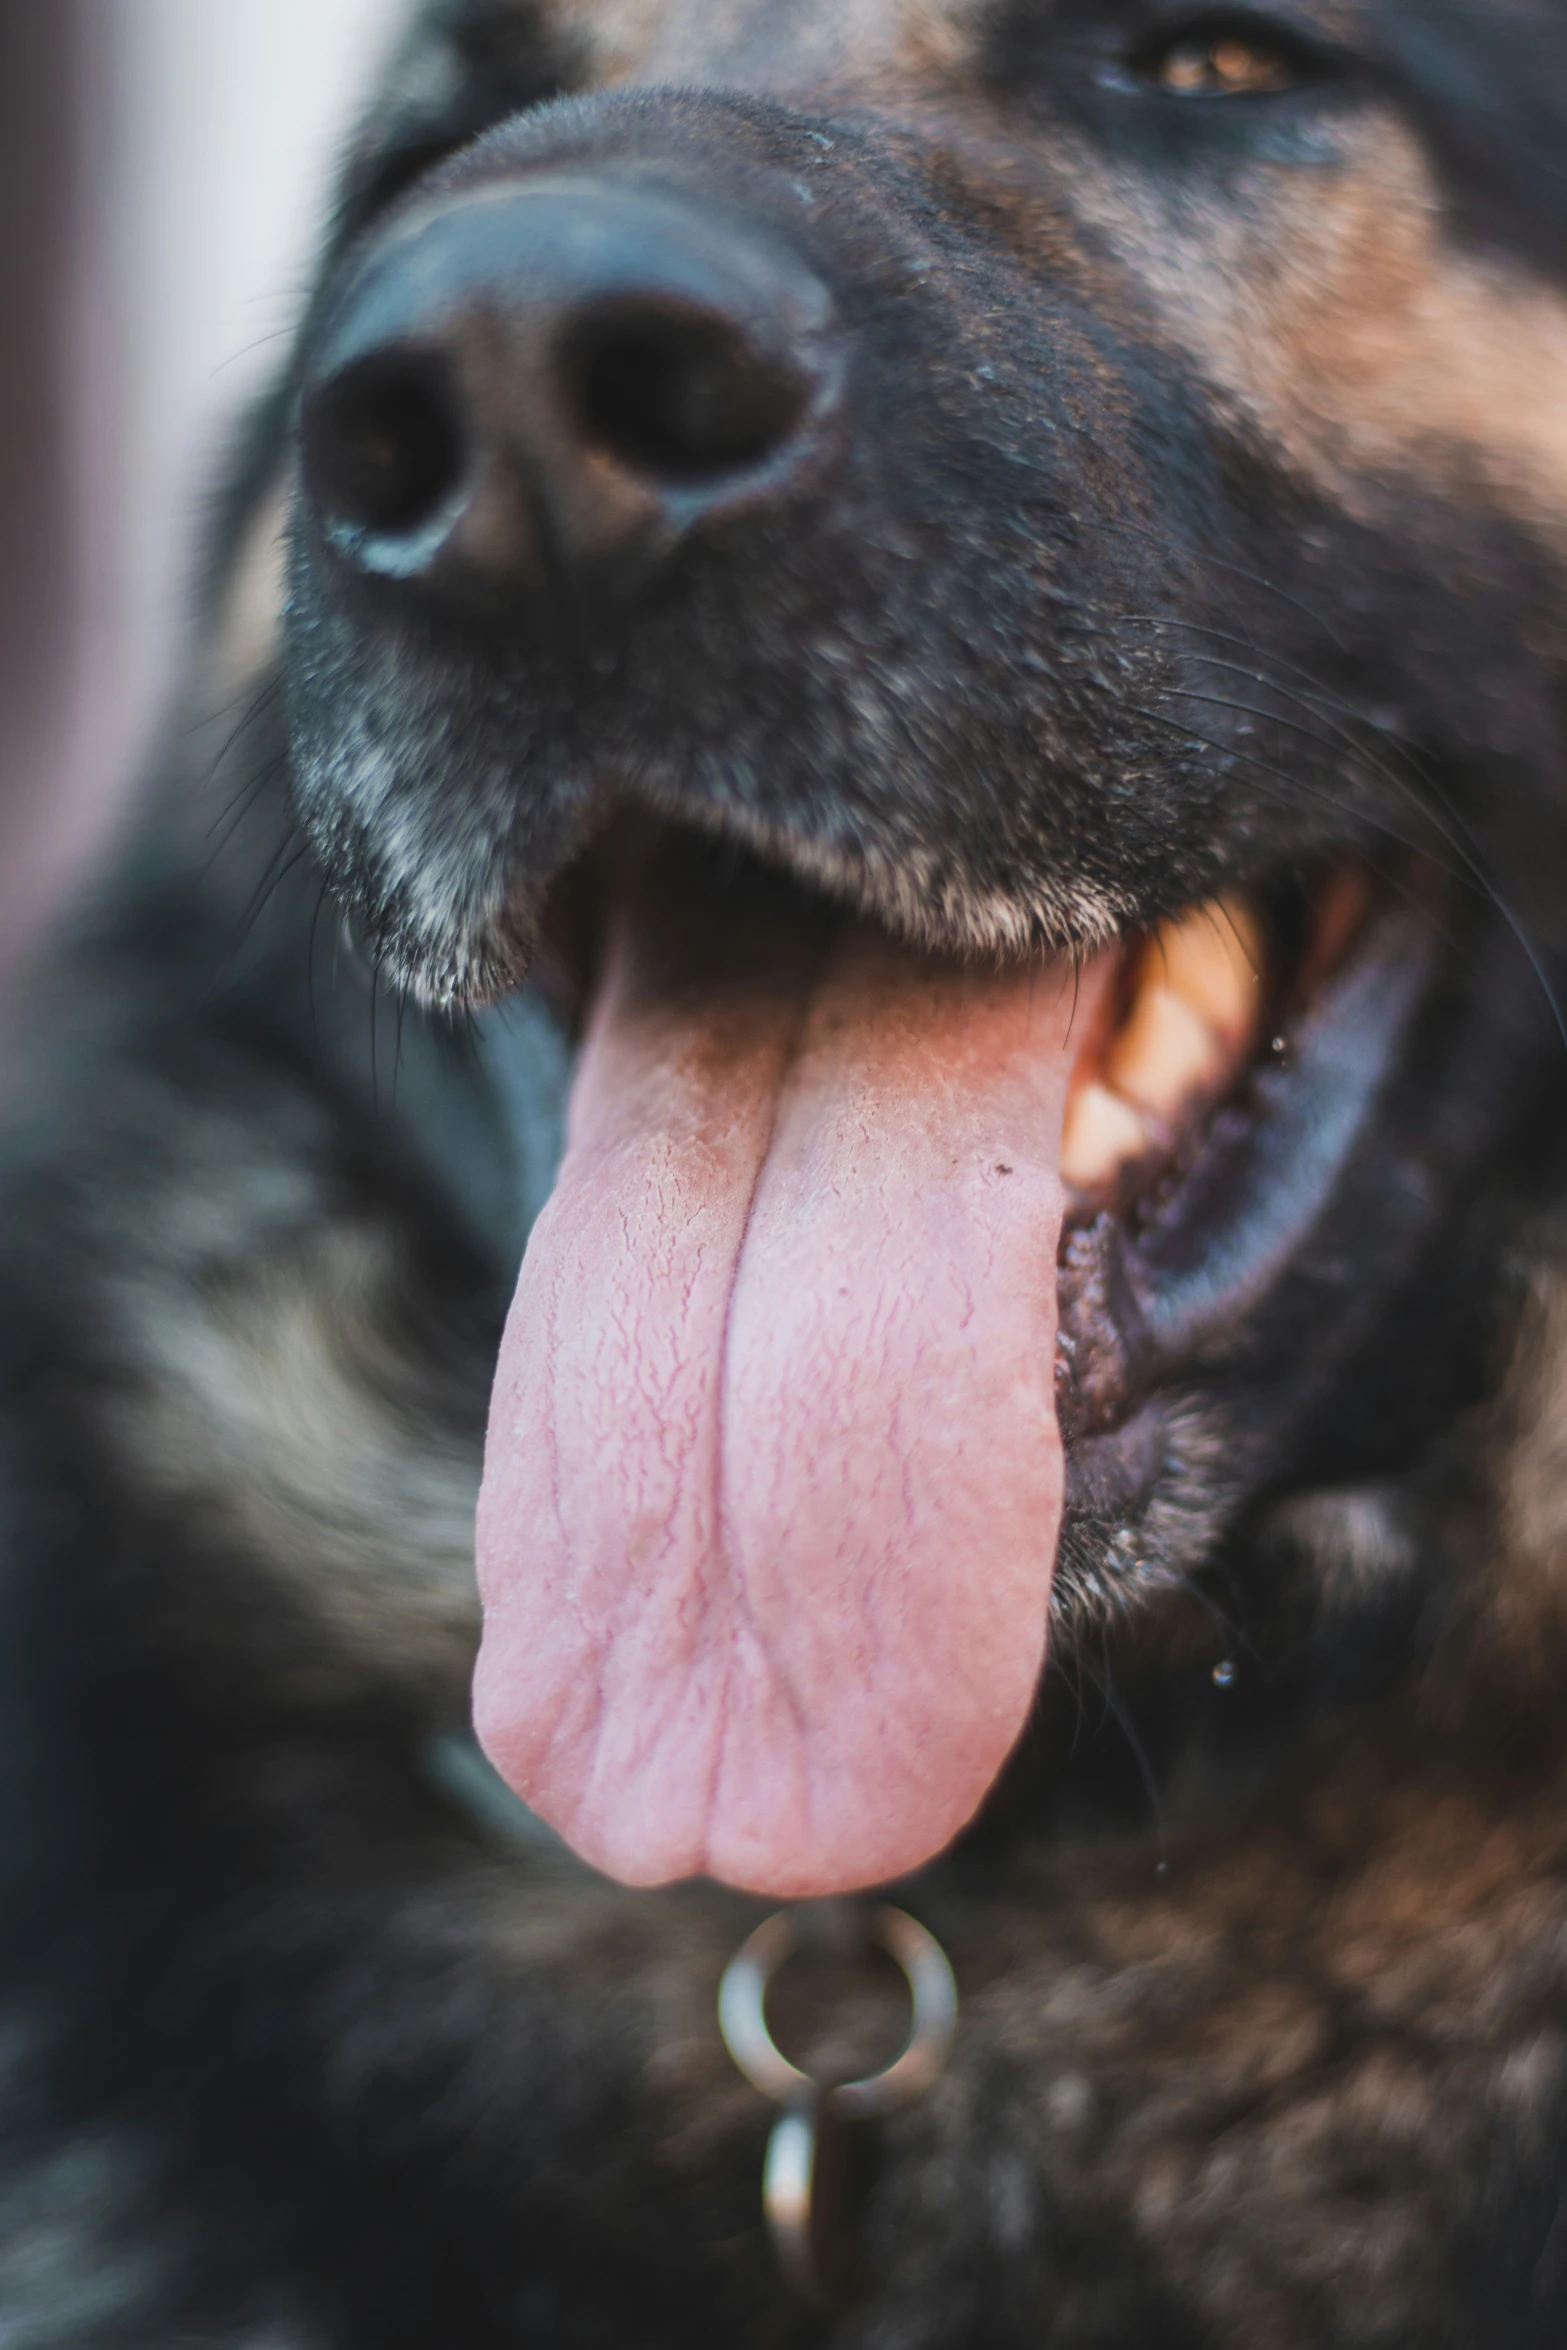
[[468, 821, 1389, 1895]]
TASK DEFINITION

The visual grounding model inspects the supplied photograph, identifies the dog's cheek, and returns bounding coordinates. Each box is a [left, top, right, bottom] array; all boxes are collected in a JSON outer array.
[[1444, 1231, 1567, 1706], [1053, 112, 1567, 552], [85, 1088, 485, 1705]]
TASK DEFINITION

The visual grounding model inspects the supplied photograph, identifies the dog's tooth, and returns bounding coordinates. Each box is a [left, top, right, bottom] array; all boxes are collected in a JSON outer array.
[[1147, 896, 1265, 1050], [1104, 983, 1226, 1124], [1060, 892, 1265, 1191], [1061, 1081, 1152, 1193]]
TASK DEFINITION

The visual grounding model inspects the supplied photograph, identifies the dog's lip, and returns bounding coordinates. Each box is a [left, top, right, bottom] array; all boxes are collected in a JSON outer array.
[[1059, 862, 1378, 1229], [532, 818, 1388, 1243], [1056, 869, 1437, 1469], [527, 821, 1418, 1420]]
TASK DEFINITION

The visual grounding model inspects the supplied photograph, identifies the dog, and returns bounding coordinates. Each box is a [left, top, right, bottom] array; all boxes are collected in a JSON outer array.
[[4, 0, 1567, 2339]]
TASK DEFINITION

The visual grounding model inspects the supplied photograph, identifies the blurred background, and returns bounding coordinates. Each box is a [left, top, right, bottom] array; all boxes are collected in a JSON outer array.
[[0, 0, 408, 1013]]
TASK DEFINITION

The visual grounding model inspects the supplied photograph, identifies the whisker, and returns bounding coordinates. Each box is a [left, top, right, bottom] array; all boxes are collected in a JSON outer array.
[[1126, 700, 1440, 867], [1124, 701, 1472, 956], [1094, 515, 1350, 653], [1095, 1646, 1169, 1849], [370, 941, 385, 1110], [201, 670, 285, 782], [306, 874, 331, 1047], [1143, 683, 1567, 1047], [392, 975, 411, 1110], [175, 664, 284, 748], [203, 835, 312, 1006], [1124, 615, 1501, 876], [199, 752, 291, 881]]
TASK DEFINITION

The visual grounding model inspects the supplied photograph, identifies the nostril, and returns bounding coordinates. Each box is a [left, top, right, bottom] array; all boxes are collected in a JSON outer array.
[[302, 355, 467, 546], [568, 304, 812, 486], [295, 184, 840, 597]]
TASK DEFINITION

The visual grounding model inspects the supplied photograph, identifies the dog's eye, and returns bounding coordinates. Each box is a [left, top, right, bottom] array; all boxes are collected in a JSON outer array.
[[1133, 22, 1306, 96]]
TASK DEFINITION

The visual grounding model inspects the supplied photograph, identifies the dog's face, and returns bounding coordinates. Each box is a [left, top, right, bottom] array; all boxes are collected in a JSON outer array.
[[280, 0, 1567, 1896]]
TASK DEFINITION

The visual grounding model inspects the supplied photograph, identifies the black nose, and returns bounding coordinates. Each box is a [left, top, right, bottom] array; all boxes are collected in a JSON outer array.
[[298, 175, 842, 602]]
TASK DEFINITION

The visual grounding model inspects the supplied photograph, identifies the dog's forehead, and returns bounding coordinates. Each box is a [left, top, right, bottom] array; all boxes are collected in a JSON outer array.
[[549, 0, 980, 94], [511, 0, 1551, 116]]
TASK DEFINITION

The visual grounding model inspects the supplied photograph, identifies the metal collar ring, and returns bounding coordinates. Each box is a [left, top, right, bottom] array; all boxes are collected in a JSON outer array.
[[718, 1902, 958, 2123], [719, 1903, 958, 2305]]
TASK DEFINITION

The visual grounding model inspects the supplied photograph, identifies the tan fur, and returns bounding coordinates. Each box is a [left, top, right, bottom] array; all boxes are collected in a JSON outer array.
[[1443, 1233, 1567, 1698], [1060, 114, 1567, 547], [98, 1132, 482, 1699], [552, 0, 980, 101]]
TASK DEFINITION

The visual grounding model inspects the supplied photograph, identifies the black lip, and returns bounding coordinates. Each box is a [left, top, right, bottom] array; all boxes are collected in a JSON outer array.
[[1128, 897, 1436, 1358], [1053, 885, 1441, 1587], [1060, 888, 1439, 1413]]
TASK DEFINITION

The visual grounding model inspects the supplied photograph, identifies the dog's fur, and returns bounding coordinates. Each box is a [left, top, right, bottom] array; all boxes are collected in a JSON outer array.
[[6, 2, 1567, 2341]]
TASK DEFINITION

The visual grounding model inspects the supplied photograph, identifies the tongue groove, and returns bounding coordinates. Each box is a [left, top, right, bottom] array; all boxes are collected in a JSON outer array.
[[474, 847, 1113, 1895]]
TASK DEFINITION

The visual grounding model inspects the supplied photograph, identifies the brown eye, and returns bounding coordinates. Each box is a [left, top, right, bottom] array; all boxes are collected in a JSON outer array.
[[1145, 31, 1299, 95]]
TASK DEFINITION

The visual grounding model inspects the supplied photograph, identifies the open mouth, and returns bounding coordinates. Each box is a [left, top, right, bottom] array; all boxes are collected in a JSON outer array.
[[1059, 865, 1371, 1210], [471, 820, 1420, 1898]]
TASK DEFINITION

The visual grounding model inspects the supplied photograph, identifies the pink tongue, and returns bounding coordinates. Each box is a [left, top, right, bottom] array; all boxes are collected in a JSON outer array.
[[474, 861, 1113, 1896]]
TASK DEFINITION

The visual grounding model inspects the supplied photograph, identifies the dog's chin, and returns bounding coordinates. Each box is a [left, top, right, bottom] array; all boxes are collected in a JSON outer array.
[[377, 806, 1418, 1900]]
